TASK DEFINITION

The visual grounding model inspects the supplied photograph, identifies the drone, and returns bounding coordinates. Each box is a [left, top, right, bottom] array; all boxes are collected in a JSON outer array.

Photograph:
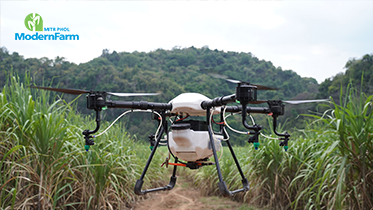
[[31, 78, 328, 197]]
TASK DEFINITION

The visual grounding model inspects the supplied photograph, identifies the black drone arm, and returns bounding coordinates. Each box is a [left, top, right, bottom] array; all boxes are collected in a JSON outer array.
[[83, 95, 172, 151], [224, 105, 271, 114], [106, 100, 172, 111], [200, 94, 236, 109]]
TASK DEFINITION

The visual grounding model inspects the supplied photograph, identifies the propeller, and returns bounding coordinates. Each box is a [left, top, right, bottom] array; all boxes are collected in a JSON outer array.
[[282, 99, 330, 105], [246, 99, 330, 105], [208, 73, 278, 90], [30, 85, 90, 94], [225, 78, 278, 90], [30, 85, 160, 97], [107, 92, 160, 97]]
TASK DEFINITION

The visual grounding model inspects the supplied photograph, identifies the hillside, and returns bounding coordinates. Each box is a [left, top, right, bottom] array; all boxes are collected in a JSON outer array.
[[0, 46, 318, 99], [1, 46, 372, 210], [1, 46, 371, 144], [317, 53, 373, 100]]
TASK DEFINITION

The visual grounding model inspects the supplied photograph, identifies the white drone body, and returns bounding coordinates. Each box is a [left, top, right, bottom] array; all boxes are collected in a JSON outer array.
[[167, 93, 222, 162], [168, 93, 221, 116]]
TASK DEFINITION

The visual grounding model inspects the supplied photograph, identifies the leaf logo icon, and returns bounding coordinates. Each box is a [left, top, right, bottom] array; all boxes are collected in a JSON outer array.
[[24, 13, 43, 31]]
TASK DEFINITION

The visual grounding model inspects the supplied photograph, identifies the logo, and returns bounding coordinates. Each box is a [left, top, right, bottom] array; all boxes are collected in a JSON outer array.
[[16, 13, 79, 41], [24, 13, 43, 31]]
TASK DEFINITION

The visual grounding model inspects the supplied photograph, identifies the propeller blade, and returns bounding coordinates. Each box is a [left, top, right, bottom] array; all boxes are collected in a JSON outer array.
[[31, 86, 160, 97], [283, 99, 330, 105], [224, 77, 279, 90], [225, 78, 241, 84], [208, 73, 228, 80], [254, 84, 279, 91], [246, 99, 330, 105], [30, 85, 90, 94], [107, 92, 160, 97], [208, 71, 279, 90]]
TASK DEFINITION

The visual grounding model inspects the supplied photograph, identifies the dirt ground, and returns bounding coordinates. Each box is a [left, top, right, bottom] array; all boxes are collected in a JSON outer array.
[[130, 176, 252, 210]]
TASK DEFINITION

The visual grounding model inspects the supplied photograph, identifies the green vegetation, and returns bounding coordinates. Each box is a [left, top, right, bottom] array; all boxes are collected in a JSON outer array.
[[2, 47, 371, 145], [0, 73, 168, 209], [186, 83, 372, 209], [318, 54, 373, 100], [1, 47, 372, 209], [0, 46, 326, 145]]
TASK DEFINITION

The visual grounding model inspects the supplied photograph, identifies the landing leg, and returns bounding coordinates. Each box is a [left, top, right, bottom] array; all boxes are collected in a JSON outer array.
[[134, 157, 178, 195], [207, 109, 250, 197], [134, 114, 178, 195], [225, 140, 250, 194]]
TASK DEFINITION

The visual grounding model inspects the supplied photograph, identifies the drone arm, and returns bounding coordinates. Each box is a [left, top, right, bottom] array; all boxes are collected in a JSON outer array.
[[106, 101, 172, 111], [224, 105, 271, 114], [200, 94, 236, 109]]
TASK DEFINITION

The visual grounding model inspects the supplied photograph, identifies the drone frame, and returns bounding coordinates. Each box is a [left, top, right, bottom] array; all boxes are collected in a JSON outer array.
[[132, 85, 291, 197], [30, 83, 328, 197]]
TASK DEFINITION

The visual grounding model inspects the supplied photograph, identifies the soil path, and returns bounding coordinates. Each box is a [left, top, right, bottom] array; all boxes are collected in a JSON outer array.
[[131, 176, 249, 210]]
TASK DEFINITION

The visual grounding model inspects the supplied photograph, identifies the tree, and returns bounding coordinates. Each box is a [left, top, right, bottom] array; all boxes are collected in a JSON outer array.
[[2, 46, 353, 143], [101, 49, 109, 57]]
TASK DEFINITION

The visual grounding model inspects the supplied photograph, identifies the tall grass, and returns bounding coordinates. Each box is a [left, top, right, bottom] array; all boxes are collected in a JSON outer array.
[[2, 72, 371, 209], [187, 83, 372, 210], [0, 73, 168, 209], [302, 83, 373, 209]]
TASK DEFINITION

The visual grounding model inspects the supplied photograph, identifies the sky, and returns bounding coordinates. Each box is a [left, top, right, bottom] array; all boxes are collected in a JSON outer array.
[[1, 1, 372, 83]]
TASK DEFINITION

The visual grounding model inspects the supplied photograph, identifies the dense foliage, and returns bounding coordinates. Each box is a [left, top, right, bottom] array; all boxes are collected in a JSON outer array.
[[0, 74, 168, 209], [0, 46, 319, 100], [0, 46, 372, 143], [317, 54, 373, 100], [1, 47, 372, 209], [187, 83, 373, 210], [1, 46, 322, 144]]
